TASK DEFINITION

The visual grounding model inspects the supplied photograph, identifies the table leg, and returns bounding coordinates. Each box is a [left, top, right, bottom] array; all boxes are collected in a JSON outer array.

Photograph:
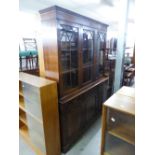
[[100, 106, 107, 155]]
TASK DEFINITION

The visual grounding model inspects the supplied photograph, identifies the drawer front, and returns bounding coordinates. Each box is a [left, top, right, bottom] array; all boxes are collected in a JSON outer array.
[[22, 82, 40, 104]]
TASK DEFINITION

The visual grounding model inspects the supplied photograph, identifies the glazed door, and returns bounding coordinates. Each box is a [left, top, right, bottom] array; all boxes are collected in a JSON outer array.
[[81, 27, 95, 84], [58, 23, 80, 94], [96, 31, 106, 78]]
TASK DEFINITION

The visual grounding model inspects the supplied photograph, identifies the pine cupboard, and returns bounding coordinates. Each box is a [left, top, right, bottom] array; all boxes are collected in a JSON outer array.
[[39, 6, 109, 152]]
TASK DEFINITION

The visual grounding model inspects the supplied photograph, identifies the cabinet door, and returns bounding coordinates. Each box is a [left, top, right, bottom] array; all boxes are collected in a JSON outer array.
[[82, 28, 94, 84], [58, 24, 79, 93], [96, 31, 106, 78]]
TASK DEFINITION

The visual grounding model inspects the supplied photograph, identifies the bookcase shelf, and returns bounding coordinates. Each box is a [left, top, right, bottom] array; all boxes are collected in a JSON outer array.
[[19, 96, 25, 111], [107, 124, 135, 145], [19, 81, 24, 97], [19, 91, 24, 97], [19, 121, 44, 155], [19, 121, 28, 137], [19, 72, 60, 155], [19, 97, 42, 124], [19, 109, 27, 126]]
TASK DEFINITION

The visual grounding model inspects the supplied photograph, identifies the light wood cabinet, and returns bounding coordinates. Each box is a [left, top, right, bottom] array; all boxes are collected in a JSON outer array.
[[101, 86, 135, 155], [19, 72, 60, 155]]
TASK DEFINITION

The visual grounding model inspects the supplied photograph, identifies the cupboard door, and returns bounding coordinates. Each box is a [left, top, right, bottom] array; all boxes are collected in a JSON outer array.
[[82, 28, 94, 84], [58, 24, 79, 92], [85, 89, 97, 123], [96, 31, 106, 78]]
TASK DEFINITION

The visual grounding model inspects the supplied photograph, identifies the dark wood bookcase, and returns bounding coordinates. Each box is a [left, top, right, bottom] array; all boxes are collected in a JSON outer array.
[[39, 6, 109, 153]]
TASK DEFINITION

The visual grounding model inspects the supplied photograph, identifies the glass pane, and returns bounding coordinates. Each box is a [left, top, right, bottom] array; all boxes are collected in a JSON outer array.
[[59, 24, 79, 91], [59, 24, 78, 71], [83, 67, 92, 83], [82, 29, 94, 64], [82, 29, 94, 83], [63, 70, 78, 90], [96, 32, 105, 77]]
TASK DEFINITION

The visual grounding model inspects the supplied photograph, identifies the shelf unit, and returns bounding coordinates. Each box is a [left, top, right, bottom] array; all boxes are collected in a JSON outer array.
[[19, 109, 27, 126], [19, 72, 60, 155], [108, 123, 135, 145], [102, 133, 135, 155], [101, 86, 135, 155]]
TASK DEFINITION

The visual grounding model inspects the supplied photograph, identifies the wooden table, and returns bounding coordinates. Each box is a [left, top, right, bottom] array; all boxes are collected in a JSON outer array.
[[100, 86, 135, 155]]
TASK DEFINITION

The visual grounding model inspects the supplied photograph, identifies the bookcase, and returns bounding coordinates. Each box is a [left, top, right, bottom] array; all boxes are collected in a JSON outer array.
[[19, 72, 60, 155], [100, 86, 135, 155], [39, 5, 109, 152]]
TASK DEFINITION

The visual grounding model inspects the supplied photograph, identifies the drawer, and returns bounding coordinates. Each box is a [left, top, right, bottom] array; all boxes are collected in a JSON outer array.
[[21, 82, 40, 104], [24, 98, 42, 120]]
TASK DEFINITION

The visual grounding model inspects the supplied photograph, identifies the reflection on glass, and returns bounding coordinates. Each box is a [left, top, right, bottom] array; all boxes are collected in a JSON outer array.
[[59, 24, 79, 90], [82, 29, 94, 83], [96, 32, 105, 77], [82, 29, 94, 64], [83, 67, 92, 83], [63, 70, 78, 90], [59, 24, 78, 71]]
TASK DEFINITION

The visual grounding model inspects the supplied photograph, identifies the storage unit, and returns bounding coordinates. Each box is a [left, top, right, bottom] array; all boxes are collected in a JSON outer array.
[[100, 86, 135, 155], [19, 72, 60, 155], [39, 6, 109, 152]]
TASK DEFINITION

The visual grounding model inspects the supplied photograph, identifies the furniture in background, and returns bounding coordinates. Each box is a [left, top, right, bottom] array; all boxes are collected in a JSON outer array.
[[39, 5, 109, 152], [23, 38, 38, 51], [104, 53, 116, 97], [123, 64, 135, 86], [19, 51, 38, 69], [100, 86, 135, 155], [19, 72, 60, 155], [123, 45, 135, 86], [104, 47, 116, 97], [19, 38, 39, 75]]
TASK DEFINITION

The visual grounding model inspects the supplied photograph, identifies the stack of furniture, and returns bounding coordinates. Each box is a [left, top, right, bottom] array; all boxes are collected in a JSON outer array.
[[123, 45, 135, 86], [39, 5, 109, 152], [19, 72, 60, 155], [123, 64, 135, 86], [104, 53, 116, 97], [100, 86, 135, 155]]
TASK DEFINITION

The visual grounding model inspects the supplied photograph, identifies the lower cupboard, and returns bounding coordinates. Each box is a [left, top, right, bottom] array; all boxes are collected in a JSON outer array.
[[59, 79, 108, 153]]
